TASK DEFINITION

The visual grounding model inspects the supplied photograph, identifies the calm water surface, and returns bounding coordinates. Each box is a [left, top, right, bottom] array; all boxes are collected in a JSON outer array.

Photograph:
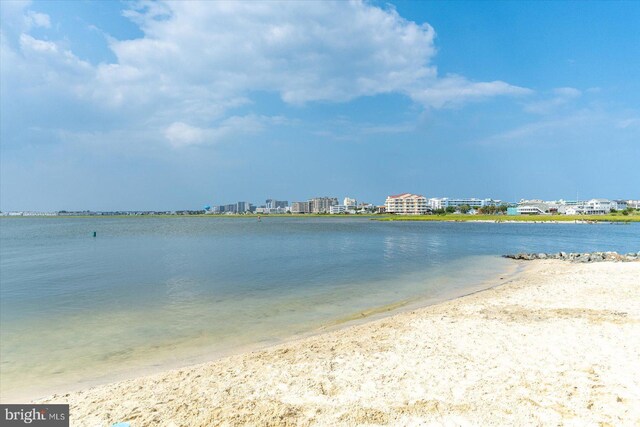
[[1, 217, 638, 400]]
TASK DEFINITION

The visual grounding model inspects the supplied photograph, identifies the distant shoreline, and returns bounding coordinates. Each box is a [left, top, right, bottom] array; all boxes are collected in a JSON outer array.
[[2, 213, 639, 222], [375, 214, 640, 223]]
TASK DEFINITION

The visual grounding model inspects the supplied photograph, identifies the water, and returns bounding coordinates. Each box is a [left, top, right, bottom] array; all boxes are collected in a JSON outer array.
[[1, 217, 638, 400]]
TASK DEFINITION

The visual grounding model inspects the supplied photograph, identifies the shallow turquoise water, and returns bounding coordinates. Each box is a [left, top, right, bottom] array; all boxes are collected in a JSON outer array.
[[1, 217, 638, 400]]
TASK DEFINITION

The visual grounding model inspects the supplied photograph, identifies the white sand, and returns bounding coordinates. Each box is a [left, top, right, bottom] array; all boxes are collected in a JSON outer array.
[[38, 260, 640, 426]]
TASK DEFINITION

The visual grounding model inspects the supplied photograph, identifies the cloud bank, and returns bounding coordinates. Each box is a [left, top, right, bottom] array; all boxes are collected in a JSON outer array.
[[2, 0, 530, 149]]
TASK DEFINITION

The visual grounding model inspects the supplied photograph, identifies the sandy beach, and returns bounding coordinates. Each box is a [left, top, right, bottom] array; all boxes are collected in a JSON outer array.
[[38, 260, 640, 426]]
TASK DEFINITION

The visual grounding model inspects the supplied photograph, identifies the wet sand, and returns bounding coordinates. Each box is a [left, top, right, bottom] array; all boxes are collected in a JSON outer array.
[[38, 260, 640, 426]]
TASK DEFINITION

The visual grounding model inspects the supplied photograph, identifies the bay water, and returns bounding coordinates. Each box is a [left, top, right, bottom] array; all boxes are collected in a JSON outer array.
[[1, 217, 638, 401]]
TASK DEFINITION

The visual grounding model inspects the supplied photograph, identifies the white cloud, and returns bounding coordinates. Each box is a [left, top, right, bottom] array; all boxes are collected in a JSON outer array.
[[164, 115, 285, 148], [554, 87, 581, 98], [164, 122, 207, 148], [97, 1, 439, 110], [409, 75, 531, 108], [479, 108, 640, 146], [3, 0, 532, 150], [523, 86, 581, 114], [616, 117, 640, 129], [20, 33, 57, 53], [25, 10, 50, 29], [0, 0, 31, 33], [97, 1, 528, 113]]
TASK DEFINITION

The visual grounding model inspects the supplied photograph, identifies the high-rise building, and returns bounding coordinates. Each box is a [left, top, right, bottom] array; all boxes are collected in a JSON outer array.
[[291, 201, 311, 214], [310, 197, 338, 213], [266, 199, 289, 209], [385, 193, 427, 215], [343, 197, 357, 208], [236, 201, 252, 213]]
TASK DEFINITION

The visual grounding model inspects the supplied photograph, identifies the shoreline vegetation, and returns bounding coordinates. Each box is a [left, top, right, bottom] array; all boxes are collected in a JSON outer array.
[[3, 213, 640, 222], [375, 213, 640, 223], [36, 259, 640, 425]]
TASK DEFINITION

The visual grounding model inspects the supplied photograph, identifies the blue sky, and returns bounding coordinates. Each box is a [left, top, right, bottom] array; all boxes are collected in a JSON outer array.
[[1, 0, 638, 211]]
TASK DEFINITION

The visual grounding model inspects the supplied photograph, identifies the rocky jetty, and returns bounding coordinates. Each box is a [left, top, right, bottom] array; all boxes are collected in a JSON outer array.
[[503, 251, 640, 263]]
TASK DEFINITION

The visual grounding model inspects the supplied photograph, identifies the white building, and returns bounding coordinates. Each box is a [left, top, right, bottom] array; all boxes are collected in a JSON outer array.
[[385, 193, 428, 215], [329, 205, 346, 214], [583, 199, 613, 214], [565, 206, 581, 215], [517, 200, 558, 215], [448, 198, 499, 208], [428, 198, 447, 210], [555, 199, 586, 206], [612, 200, 628, 211], [310, 197, 338, 213], [429, 198, 500, 210], [564, 199, 613, 215], [517, 205, 548, 215], [358, 203, 376, 213], [255, 207, 288, 214], [343, 197, 357, 208]]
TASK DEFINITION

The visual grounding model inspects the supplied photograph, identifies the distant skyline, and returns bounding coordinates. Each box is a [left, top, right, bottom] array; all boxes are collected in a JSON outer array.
[[1, 1, 639, 211]]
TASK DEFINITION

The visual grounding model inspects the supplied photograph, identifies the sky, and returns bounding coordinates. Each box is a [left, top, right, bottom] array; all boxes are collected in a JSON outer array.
[[1, 0, 639, 211]]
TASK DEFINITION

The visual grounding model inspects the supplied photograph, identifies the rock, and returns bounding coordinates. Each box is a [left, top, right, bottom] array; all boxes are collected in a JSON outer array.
[[502, 251, 639, 263]]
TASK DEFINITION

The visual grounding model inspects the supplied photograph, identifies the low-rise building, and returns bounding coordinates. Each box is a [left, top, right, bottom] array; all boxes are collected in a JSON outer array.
[[385, 193, 427, 215], [517, 204, 548, 215], [517, 200, 557, 215], [583, 199, 613, 214], [429, 197, 501, 210], [329, 205, 346, 214], [563, 199, 613, 215], [507, 207, 519, 215], [359, 203, 376, 214], [612, 200, 628, 211], [255, 207, 288, 214], [565, 206, 581, 215]]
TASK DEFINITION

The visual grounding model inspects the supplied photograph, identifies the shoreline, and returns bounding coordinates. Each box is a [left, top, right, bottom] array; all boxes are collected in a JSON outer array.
[[2, 214, 639, 223], [4, 256, 521, 403], [375, 215, 640, 223], [35, 260, 640, 425]]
